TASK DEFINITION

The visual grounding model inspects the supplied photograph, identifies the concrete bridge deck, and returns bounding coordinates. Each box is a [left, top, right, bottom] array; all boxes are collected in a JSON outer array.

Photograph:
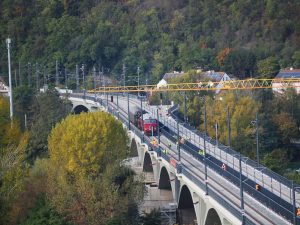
[[67, 93, 297, 225]]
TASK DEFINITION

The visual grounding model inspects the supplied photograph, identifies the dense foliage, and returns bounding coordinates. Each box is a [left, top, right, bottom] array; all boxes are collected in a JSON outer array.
[[46, 112, 142, 225], [0, 96, 29, 225], [1, 104, 144, 224], [1, 0, 300, 223], [0, 0, 300, 86], [26, 90, 71, 162], [163, 72, 300, 174]]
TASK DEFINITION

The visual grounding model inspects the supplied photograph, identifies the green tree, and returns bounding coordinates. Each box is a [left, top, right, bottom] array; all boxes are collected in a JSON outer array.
[[292, 51, 300, 68], [20, 195, 71, 225], [262, 149, 288, 173], [13, 86, 35, 130], [272, 112, 298, 145], [222, 48, 256, 78], [140, 209, 162, 225], [257, 56, 280, 78], [26, 90, 71, 161]]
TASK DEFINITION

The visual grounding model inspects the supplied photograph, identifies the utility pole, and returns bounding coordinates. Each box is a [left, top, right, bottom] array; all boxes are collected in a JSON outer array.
[[239, 154, 245, 224], [177, 118, 181, 161], [215, 122, 218, 146], [184, 91, 187, 123], [6, 38, 13, 120], [157, 108, 160, 144], [55, 60, 59, 87], [43, 67, 46, 88], [24, 114, 27, 129], [65, 68, 68, 89], [76, 64, 79, 90], [93, 66, 96, 90], [36, 62, 39, 90], [203, 97, 208, 195], [19, 60, 22, 86], [82, 64, 85, 90], [27, 62, 31, 87], [141, 98, 144, 142], [137, 66, 140, 96], [46, 71, 50, 87], [227, 106, 231, 147], [117, 92, 119, 120], [292, 181, 296, 225], [256, 112, 259, 165], [14, 70, 17, 87], [99, 67, 103, 96], [127, 92, 130, 130], [122, 63, 126, 93]]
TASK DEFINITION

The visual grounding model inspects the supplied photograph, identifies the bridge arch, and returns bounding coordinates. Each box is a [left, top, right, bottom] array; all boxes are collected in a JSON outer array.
[[178, 185, 197, 225], [129, 138, 138, 157], [143, 152, 153, 172], [158, 166, 171, 190], [158, 166, 175, 205], [204, 208, 222, 225], [73, 105, 89, 114]]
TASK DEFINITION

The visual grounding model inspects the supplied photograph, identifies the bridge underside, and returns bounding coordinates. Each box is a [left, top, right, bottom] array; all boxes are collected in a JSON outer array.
[[178, 185, 197, 225], [143, 152, 153, 173], [205, 208, 222, 225], [73, 105, 89, 114], [130, 139, 138, 157]]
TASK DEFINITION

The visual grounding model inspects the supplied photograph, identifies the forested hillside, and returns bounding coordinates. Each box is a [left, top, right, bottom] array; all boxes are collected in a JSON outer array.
[[0, 0, 300, 84]]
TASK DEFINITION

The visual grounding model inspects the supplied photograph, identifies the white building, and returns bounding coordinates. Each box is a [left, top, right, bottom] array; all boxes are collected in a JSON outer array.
[[272, 68, 300, 94], [203, 70, 232, 94], [0, 79, 9, 96]]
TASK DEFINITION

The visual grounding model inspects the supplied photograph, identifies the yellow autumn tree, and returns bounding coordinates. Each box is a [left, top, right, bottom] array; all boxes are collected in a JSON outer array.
[[46, 112, 143, 225], [204, 91, 259, 155], [0, 97, 29, 224], [48, 111, 128, 177], [0, 96, 10, 145]]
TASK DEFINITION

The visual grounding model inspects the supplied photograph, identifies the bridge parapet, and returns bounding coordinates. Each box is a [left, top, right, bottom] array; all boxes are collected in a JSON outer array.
[[67, 93, 294, 225]]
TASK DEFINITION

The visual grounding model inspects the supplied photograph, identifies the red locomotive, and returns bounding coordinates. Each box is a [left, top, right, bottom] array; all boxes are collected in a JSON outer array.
[[131, 107, 158, 135], [137, 113, 158, 136]]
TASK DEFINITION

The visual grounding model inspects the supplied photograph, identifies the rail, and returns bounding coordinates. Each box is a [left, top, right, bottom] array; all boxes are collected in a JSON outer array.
[[68, 93, 298, 224]]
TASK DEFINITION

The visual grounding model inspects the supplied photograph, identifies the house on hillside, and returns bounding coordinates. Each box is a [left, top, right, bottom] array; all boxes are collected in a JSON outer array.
[[272, 68, 300, 94], [0, 79, 9, 96], [157, 71, 185, 88], [156, 70, 233, 94], [162, 71, 185, 81], [202, 70, 233, 94]]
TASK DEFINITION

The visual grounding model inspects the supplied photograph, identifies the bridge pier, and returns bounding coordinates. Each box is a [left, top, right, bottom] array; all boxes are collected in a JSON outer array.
[[67, 96, 246, 225]]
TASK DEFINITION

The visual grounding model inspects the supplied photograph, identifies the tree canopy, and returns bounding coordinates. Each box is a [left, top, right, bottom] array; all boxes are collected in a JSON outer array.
[[0, 0, 300, 85], [48, 111, 128, 176], [46, 112, 142, 225]]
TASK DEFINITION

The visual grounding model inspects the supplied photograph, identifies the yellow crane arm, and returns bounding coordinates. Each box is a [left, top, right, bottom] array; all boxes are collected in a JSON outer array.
[[88, 78, 300, 93]]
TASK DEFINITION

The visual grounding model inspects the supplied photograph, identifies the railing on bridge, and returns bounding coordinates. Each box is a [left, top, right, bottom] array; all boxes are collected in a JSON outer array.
[[68, 93, 298, 224], [164, 105, 296, 193], [68, 93, 256, 223], [163, 103, 298, 223]]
